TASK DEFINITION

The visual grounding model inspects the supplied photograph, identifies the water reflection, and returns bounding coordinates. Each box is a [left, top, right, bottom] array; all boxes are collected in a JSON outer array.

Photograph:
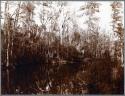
[[2, 62, 88, 94]]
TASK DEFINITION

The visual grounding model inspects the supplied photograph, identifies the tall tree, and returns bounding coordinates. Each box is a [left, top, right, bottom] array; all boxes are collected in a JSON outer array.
[[111, 1, 124, 94], [80, 1, 100, 58], [111, 1, 124, 66], [20, 1, 35, 30], [3, 1, 15, 67]]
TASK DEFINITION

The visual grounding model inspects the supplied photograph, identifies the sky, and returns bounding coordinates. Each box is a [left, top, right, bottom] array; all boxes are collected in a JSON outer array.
[[1, 1, 124, 36], [67, 1, 124, 32]]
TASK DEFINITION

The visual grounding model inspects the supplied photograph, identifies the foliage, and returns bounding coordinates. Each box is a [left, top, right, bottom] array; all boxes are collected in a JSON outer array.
[[1, 1, 124, 94]]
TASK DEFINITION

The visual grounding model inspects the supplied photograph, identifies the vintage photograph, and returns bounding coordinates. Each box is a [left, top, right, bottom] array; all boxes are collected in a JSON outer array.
[[1, 1, 124, 94]]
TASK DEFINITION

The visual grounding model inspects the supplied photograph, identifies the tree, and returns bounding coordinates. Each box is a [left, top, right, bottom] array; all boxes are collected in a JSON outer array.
[[80, 1, 100, 58], [111, 1, 124, 94], [20, 1, 35, 29], [111, 1, 124, 66]]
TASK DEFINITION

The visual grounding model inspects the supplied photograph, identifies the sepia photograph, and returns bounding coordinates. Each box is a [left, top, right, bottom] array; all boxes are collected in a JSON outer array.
[[1, 0, 124, 95]]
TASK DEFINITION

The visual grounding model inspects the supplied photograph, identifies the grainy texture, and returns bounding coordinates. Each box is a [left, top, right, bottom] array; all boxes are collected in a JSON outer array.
[[1, 1, 124, 94]]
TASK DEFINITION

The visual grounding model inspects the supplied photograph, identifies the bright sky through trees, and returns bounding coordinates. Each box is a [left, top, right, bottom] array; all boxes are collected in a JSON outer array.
[[1, 1, 124, 34]]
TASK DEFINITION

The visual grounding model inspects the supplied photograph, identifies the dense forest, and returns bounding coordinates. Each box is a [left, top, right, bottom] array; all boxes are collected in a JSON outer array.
[[1, 1, 124, 94]]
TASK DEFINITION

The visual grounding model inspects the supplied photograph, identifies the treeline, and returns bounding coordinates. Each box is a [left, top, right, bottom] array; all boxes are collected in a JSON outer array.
[[1, 1, 124, 94]]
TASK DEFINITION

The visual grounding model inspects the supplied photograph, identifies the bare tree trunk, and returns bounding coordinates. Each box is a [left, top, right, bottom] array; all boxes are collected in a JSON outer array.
[[4, 1, 10, 67]]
